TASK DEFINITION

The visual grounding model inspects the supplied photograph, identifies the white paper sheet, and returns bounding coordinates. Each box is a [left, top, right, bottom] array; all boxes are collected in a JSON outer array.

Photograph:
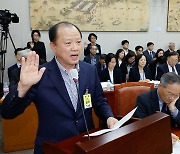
[[172, 141, 180, 154], [84, 107, 137, 137]]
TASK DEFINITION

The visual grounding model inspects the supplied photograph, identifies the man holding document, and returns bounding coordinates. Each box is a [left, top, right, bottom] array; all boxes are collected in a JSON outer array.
[[1, 22, 117, 154]]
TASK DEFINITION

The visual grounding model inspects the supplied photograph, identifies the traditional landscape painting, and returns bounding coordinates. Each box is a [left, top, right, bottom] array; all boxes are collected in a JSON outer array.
[[167, 0, 180, 32], [30, 0, 149, 31]]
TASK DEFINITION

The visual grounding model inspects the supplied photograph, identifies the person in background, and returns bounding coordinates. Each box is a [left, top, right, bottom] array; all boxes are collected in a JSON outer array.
[[100, 53, 122, 84], [134, 72, 180, 144], [8, 48, 28, 88], [84, 45, 100, 66], [121, 40, 132, 56], [129, 54, 151, 82], [143, 42, 155, 64], [135, 45, 144, 55], [164, 42, 176, 58], [156, 52, 180, 80], [148, 49, 166, 80], [27, 30, 47, 65], [2, 22, 117, 154], [120, 51, 136, 82], [96, 54, 106, 77], [177, 49, 180, 64], [115, 49, 125, 68], [84, 33, 101, 56]]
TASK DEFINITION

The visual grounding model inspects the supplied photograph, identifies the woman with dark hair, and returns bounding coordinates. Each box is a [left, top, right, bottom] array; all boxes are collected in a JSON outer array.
[[99, 53, 122, 84], [129, 54, 152, 82], [115, 49, 125, 68], [120, 51, 136, 82], [148, 48, 166, 80], [84, 33, 101, 56], [27, 30, 47, 64]]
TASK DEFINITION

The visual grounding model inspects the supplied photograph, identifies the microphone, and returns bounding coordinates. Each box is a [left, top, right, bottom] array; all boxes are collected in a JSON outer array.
[[70, 69, 90, 140]]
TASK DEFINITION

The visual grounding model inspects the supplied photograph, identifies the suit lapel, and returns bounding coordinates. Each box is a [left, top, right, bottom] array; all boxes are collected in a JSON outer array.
[[150, 89, 160, 112], [47, 58, 74, 110]]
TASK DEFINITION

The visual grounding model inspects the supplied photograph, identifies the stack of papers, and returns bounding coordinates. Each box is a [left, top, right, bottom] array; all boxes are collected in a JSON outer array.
[[172, 141, 180, 154]]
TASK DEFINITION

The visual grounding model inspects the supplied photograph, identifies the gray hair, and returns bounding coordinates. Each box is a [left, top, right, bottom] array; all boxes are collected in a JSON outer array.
[[160, 72, 180, 88]]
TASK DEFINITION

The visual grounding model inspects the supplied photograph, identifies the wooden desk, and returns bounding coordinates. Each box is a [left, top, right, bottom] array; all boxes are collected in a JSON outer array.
[[1, 101, 38, 152], [43, 112, 172, 154]]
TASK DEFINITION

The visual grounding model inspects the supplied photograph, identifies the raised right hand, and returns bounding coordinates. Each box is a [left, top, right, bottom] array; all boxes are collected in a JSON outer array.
[[18, 51, 46, 97], [84, 42, 88, 48]]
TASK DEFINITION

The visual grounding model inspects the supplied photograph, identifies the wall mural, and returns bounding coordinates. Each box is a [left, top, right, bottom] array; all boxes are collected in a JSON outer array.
[[167, 0, 180, 32], [30, 0, 149, 31]]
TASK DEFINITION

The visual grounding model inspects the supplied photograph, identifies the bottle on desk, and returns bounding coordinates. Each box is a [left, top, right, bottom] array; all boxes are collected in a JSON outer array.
[[107, 80, 111, 91], [3, 82, 9, 97]]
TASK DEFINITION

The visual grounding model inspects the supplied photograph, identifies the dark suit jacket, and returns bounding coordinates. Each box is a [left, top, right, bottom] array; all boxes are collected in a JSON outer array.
[[134, 89, 180, 127], [99, 68, 122, 84], [2, 58, 113, 147], [156, 63, 180, 80], [164, 49, 175, 58], [96, 62, 106, 77], [83, 55, 100, 65], [129, 66, 152, 82], [84, 43, 101, 56], [143, 50, 155, 64], [8, 64, 19, 85], [27, 41, 47, 64]]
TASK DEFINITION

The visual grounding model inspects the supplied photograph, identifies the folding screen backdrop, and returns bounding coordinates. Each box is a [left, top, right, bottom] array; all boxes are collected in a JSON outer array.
[[30, 0, 149, 32], [167, 0, 180, 32]]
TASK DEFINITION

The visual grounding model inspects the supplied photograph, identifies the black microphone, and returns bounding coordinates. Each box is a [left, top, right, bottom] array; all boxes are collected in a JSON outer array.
[[70, 69, 90, 140]]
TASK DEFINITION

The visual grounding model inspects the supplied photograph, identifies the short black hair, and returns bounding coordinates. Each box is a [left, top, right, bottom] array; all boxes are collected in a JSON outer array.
[[88, 33, 97, 42], [147, 42, 154, 47], [14, 48, 24, 55], [168, 51, 179, 57], [121, 40, 129, 46], [105, 53, 116, 66], [100, 54, 106, 60], [49, 21, 82, 43], [135, 45, 143, 52], [31, 30, 41, 39]]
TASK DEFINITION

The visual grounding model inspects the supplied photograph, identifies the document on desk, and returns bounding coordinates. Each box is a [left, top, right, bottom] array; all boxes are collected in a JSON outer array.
[[84, 107, 137, 137], [172, 141, 180, 154]]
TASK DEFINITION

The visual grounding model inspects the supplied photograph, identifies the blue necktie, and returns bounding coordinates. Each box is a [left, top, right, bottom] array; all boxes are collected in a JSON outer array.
[[161, 103, 167, 114]]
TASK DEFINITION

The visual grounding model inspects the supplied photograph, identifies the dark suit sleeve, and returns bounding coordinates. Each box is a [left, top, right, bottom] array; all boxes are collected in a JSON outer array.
[[1, 84, 36, 119], [173, 99, 180, 124], [134, 95, 150, 118], [156, 66, 164, 81], [129, 68, 135, 82]]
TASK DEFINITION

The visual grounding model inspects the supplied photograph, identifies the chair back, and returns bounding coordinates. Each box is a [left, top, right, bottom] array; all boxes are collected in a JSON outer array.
[[115, 82, 154, 116]]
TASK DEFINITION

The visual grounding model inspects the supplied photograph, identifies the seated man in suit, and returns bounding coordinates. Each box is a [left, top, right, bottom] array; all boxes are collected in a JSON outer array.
[[84, 45, 100, 66], [1, 22, 118, 154], [134, 72, 180, 143], [143, 42, 155, 64], [96, 54, 106, 77], [156, 52, 180, 80], [8, 48, 28, 88]]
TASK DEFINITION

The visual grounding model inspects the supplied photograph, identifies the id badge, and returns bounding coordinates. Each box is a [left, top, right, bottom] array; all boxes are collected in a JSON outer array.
[[83, 93, 92, 109]]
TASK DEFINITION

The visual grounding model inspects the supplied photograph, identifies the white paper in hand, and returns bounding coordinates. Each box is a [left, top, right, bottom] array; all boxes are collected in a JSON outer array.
[[84, 107, 137, 137]]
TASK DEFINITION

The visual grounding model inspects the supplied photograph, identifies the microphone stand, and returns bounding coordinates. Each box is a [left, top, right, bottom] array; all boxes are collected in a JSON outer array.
[[74, 81, 90, 141]]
